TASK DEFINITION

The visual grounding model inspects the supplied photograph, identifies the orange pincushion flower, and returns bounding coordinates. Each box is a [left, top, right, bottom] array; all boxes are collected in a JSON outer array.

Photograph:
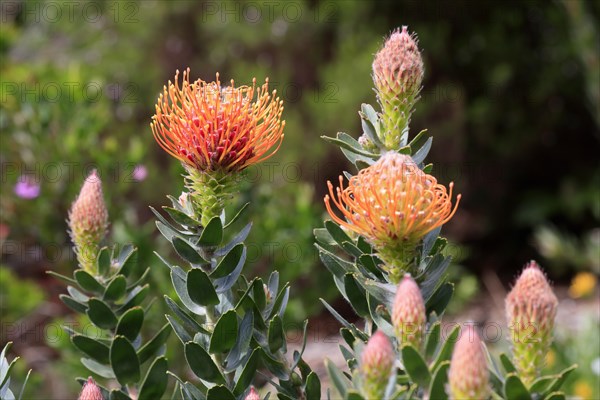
[[324, 152, 460, 249], [151, 68, 285, 173]]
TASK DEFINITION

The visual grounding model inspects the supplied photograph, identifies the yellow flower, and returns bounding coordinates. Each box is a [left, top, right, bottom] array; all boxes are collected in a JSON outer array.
[[569, 272, 597, 298], [574, 379, 593, 400]]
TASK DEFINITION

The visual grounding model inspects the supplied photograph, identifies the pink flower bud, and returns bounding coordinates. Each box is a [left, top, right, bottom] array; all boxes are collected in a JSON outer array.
[[78, 377, 104, 400], [360, 331, 395, 399], [448, 327, 490, 400], [506, 261, 558, 385], [372, 26, 424, 149], [68, 170, 108, 273], [392, 275, 426, 348], [245, 387, 260, 400]]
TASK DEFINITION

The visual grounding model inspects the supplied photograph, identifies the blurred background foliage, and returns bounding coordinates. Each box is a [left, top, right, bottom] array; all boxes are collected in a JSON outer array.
[[1, 0, 598, 398]]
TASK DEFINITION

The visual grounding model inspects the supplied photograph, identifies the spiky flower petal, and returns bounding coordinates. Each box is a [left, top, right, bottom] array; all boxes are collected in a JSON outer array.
[[506, 261, 558, 385], [151, 68, 284, 174], [68, 170, 108, 273], [78, 377, 104, 400], [372, 26, 424, 149], [324, 152, 460, 282], [360, 331, 395, 399], [448, 327, 490, 400], [392, 275, 426, 348]]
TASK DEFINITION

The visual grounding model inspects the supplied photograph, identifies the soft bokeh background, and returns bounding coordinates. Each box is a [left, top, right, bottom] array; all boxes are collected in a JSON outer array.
[[1, 0, 598, 398]]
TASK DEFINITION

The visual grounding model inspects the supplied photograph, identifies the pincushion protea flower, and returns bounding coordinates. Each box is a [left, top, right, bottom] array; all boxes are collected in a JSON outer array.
[[151, 68, 285, 224], [447, 327, 490, 400], [324, 152, 460, 282], [68, 170, 108, 273], [372, 26, 424, 149], [78, 377, 104, 400], [359, 331, 395, 399], [506, 261, 558, 386], [392, 274, 426, 349]]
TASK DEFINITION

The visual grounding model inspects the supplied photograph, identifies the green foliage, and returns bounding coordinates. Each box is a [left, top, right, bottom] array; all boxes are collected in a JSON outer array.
[[51, 245, 171, 399], [0, 342, 31, 400], [154, 194, 320, 399]]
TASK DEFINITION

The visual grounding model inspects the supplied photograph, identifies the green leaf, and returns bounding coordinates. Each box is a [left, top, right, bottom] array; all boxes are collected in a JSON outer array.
[[97, 247, 111, 276], [170, 267, 205, 315], [412, 136, 432, 165], [104, 275, 127, 301], [137, 324, 172, 364], [225, 312, 254, 372], [116, 307, 144, 341], [164, 295, 206, 333], [74, 270, 104, 293], [428, 361, 449, 400], [71, 335, 110, 364], [116, 244, 138, 277], [504, 374, 531, 400], [138, 357, 168, 400], [80, 357, 115, 379], [343, 274, 369, 317], [232, 348, 260, 395], [224, 202, 250, 228], [432, 324, 460, 371], [252, 278, 267, 309], [321, 134, 379, 158], [198, 217, 223, 247], [87, 298, 118, 329], [59, 294, 88, 313], [187, 269, 219, 306], [542, 365, 577, 396], [109, 390, 132, 400], [267, 315, 285, 353], [173, 237, 206, 265], [206, 386, 235, 400], [209, 310, 238, 353], [500, 353, 517, 374], [324, 220, 353, 247], [325, 359, 348, 398], [166, 315, 192, 344], [185, 342, 226, 385], [305, 372, 321, 400], [117, 284, 149, 313], [402, 345, 431, 388], [163, 206, 198, 227], [211, 244, 244, 279], [424, 321, 441, 361], [110, 336, 141, 385], [425, 282, 454, 316], [46, 270, 77, 285], [346, 392, 366, 400]]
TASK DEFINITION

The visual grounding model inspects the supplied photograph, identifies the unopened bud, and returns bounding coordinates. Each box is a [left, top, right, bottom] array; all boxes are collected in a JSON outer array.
[[506, 261, 558, 385], [392, 275, 426, 349], [360, 331, 395, 399], [68, 170, 108, 273], [372, 26, 424, 149], [78, 377, 104, 400], [245, 387, 260, 400], [448, 327, 490, 400]]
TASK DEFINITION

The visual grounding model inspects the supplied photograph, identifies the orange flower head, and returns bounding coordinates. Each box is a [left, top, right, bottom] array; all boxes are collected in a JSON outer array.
[[151, 68, 285, 173], [325, 151, 460, 251]]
